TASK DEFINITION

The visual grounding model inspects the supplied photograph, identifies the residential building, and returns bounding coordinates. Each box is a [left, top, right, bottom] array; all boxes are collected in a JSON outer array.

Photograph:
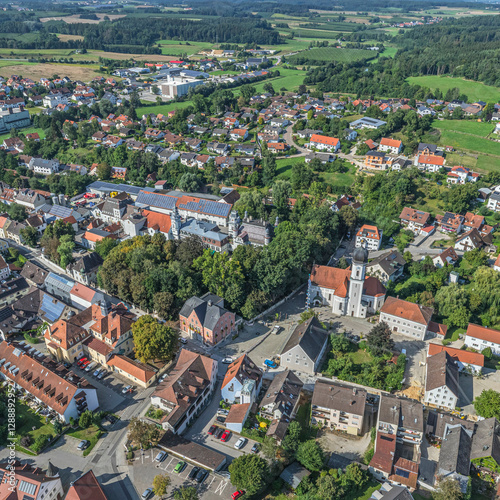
[[229, 210, 273, 248], [307, 247, 386, 318], [455, 228, 492, 252], [0, 255, 9, 281], [424, 351, 460, 410], [29, 157, 60, 175], [151, 349, 218, 434], [432, 247, 459, 268], [447, 165, 479, 185], [370, 484, 414, 500], [415, 154, 445, 171], [355, 224, 382, 251], [436, 426, 472, 494], [365, 151, 388, 169], [280, 463, 311, 490], [428, 343, 483, 374], [311, 380, 367, 435], [107, 354, 156, 388], [279, 316, 329, 375], [379, 138, 403, 154], [44, 319, 90, 363], [487, 192, 500, 212], [20, 260, 48, 287], [350, 117, 387, 129], [221, 354, 262, 404], [179, 293, 236, 346], [0, 107, 30, 134], [470, 418, 500, 470], [0, 340, 98, 422], [65, 470, 109, 500], [309, 134, 340, 152], [93, 192, 132, 224], [260, 370, 303, 443], [0, 461, 64, 500], [399, 207, 432, 233], [465, 323, 500, 356], [67, 253, 103, 285], [225, 403, 252, 434], [426, 411, 476, 442], [366, 250, 405, 284], [379, 296, 446, 340], [494, 254, 500, 272], [436, 212, 464, 234]]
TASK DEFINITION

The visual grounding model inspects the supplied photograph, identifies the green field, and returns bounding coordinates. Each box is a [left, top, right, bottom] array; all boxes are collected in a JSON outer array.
[[136, 100, 194, 117], [289, 47, 375, 64], [435, 119, 494, 137], [232, 68, 306, 94], [407, 75, 500, 103], [439, 130, 500, 157], [0, 126, 46, 144], [381, 46, 398, 58], [0, 60, 35, 69], [156, 40, 214, 57]]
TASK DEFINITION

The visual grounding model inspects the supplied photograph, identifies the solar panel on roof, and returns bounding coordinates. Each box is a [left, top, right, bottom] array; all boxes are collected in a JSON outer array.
[[41, 294, 65, 322], [19, 480, 37, 496], [394, 468, 410, 479], [49, 205, 73, 218]]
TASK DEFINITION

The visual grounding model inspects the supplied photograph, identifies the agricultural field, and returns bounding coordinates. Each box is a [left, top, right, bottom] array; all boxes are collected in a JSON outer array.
[[57, 34, 85, 42], [232, 68, 306, 95], [39, 14, 126, 23], [407, 75, 500, 103], [438, 130, 500, 157], [0, 62, 106, 81], [289, 47, 376, 64], [156, 40, 214, 57], [434, 120, 494, 138]]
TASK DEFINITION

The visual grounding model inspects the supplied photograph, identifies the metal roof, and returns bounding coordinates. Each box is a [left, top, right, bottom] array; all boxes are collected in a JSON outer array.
[[87, 181, 146, 196], [45, 272, 74, 294], [40, 293, 66, 323]]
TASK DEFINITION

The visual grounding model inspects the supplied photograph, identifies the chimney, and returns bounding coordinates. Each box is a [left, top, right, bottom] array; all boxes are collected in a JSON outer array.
[[8, 108, 12, 114]]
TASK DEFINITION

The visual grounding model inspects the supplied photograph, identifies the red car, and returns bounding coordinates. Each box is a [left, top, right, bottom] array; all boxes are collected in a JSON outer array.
[[81, 359, 90, 367], [77, 357, 88, 366], [232, 491, 245, 500], [220, 430, 231, 442], [208, 425, 217, 435]]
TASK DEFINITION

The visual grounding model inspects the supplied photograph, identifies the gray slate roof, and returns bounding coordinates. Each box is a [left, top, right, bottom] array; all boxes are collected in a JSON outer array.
[[281, 316, 328, 363], [471, 417, 500, 465], [367, 249, 405, 276], [179, 294, 230, 331], [438, 425, 472, 476]]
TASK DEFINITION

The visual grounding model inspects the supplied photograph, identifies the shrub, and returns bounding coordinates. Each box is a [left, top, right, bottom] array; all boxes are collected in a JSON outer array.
[[482, 347, 493, 359], [20, 435, 31, 448], [79, 410, 93, 429], [442, 339, 451, 346], [127, 450, 134, 460], [31, 434, 50, 453]]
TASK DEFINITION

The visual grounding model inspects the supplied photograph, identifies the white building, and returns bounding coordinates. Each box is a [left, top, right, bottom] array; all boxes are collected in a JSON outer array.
[[309, 134, 340, 152], [424, 350, 460, 411], [43, 94, 68, 108], [378, 138, 402, 155], [355, 224, 382, 251], [221, 354, 262, 404], [464, 323, 500, 356], [428, 343, 483, 374], [29, 157, 60, 175], [487, 192, 500, 212], [308, 247, 386, 318], [160, 76, 205, 98]]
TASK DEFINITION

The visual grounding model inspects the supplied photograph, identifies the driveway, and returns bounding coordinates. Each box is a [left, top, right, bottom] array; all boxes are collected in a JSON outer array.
[[318, 430, 372, 468]]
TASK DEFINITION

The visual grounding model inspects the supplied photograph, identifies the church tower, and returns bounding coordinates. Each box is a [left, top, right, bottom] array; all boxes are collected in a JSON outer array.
[[347, 243, 368, 318], [171, 206, 181, 240], [229, 210, 240, 240]]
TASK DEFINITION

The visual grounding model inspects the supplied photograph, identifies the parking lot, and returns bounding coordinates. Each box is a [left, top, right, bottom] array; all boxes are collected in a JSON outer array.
[[131, 447, 234, 500]]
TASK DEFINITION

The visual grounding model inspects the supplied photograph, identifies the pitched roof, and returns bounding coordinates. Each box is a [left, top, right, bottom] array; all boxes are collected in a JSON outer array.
[[381, 296, 433, 325], [433, 246, 458, 265], [179, 295, 231, 331], [438, 425, 472, 476], [466, 323, 500, 345], [399, 207, 431, 225], [225, 403, 251, 424], [310, 134, 339, 146], [65, 470, 108, 500], [221, 354, 262, 389], [428, 343, 484, 367], [370, 432, 396, 474], [310, 264, 350, 289], [356, 224, 381, 240], [425, 351, 460, 396], [107, 354, 156, 384], [281, 316, 328, 362], [142, 209, 171, 234], [45, 320, 89, 351], [418, 154, 444, 166], [380, 137, 402, 148], [471, 417, 500, 463], [312, 380, 366, 415]]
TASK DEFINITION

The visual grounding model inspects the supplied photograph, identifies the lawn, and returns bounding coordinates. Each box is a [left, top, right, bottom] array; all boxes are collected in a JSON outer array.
[[344, 481, 381, 500], [15, 402, 57, 446], [380, 46, 398, 58], [276, 156, 306, 179], [156, 40, 213, 57], [0, 60, 35, 69], [289, 47, 375, 64], [136, 100, 194, 117], [232, 68, 306, 94], [320, 166, 357, 188], [0, 126, 46, 144], [434, 119, 494, 138], [67, 424, 102, 456], [407, 75, 500, 103], [438, 130, 500, 158]]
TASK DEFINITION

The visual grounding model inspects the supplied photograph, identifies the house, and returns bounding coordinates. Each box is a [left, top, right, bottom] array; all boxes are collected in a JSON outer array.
[[465, 323, 500, 356], [447, 166, 479, 185], [355, 225, 382, 251], [29, 157, 60, 175], [487, 192, 500, 212], [435, 212, 464, 234], [379, 296, 445, 341], [424, 350, 460, 410], [65, 469, 109, 500], [44, 319, 91, 364], [432, 247, 459, 268], [309, 134, 340, 152], [0, 255, 10, 281], [415, 154, 445, 172], [332, 194, 361, 212], [369, 484, 414, 500], [267, 142, 287, 154], [365, 151, 388, 169], [103, 135, 123, 148], [311, 380, 367, 435], [179, 293, 236, 346], [221, 354, 262, 404], [455, 228, 491, 251], [69, 283, 106, 311], [308, 249, 386, 318], [225, 403, 252, 434], [0, 340, 98, 423], [399, 207, 432, 234], [0, 461, 64, 500], [350, 117, 387, 129], [366, 249, 405, 284], [305, 152, 335, 164], [427, 343, 484, 374], [280, 463, 311, 490], [229, 128, 248, 141], [417, 105, 436, 117], [494, 254, 500, 272], [417, 143, 441, 156], [151, 349, 217, 434], [260, 370, 303, 443], [470, 418, 500, 470], [67, 252, 103, 286], [463, 211, 484, 231], [426, 411, 476, 442], [379, 138, 402, 154], [20, 260, 48, 286], [279, 317, 329, 375], [107, 354, 157, 388], [436, 425, 472, 494]]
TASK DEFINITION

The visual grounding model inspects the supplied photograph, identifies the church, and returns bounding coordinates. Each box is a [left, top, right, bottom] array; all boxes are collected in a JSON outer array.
[[307, 246, 386, 318]]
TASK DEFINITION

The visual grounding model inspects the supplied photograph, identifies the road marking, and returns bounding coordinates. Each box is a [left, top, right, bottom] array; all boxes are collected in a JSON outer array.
[[182, 466, 192, 479], [208, 475, 215, 488], [215, 480, 228, 495], [164, 457, 174, 471]]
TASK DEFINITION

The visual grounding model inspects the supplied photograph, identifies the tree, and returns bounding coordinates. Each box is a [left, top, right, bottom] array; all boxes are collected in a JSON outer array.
[[262, 155, 277, 186], [177, 172, 201, 192], [282, 421, 302, 456], [272, 179, 292, 219], [173, 486, 199, 500], [229, 454, 268, 496], [20, 226, 38, 247], [433, 478, 463, 500], [58, 234, 75, 268], [366, 321, 395, 356], [330, 333, 351, 355], [316, 474, 341, 498], [8, 203, 26, 222], [127, 417, 161, 448], [339, 205, 358, 234], [261, 435, 278, 459], [79, 410, 93, 429], [152, 474, 171, 497], [296, 439, 325, 471], [95, 238, 118, 259], [340, 463, 368, 491], [474, 389, 500, 419], [97, 162, 112, 180], [132, 315, 179, 363]]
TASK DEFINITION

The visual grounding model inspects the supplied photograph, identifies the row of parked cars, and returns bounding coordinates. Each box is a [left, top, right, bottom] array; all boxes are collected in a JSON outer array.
[[76, 356, 134, 394]]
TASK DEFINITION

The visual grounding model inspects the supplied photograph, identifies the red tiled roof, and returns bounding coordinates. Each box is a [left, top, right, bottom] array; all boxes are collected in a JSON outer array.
[[380, 137, 402, 148], [65, 470, 108, 500], [428, 343, 484, 367], [356, 224, 381, 240], [381, 296, 433, 325], [310, 264, 350, 289], [310, 134, 339, 147], [71, 283, 96, 303], [107, 354, 156, 384], [417, 154, 444, 166], [142, 209, 171, 234], [225, 403, 251, 424], [370, 432, 396, 474], [466, 323, 500, 345], [84, 336, 113, 357]]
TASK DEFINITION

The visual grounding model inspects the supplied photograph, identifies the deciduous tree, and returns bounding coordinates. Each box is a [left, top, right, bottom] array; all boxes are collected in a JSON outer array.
[[152, 474, 170, 497], [366, 321, 394, 356], [296, 439, 325, 471], [132, 315, 179, 363], [474, 389, 500, 419], [229, 454, 268, 496]]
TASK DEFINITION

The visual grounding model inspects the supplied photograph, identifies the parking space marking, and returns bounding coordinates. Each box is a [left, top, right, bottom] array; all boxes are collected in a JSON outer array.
[[163, 457, 174, 471], [182, 466, 193, 479], [208, 475, 216, 488], [215, 480, 228, 495]]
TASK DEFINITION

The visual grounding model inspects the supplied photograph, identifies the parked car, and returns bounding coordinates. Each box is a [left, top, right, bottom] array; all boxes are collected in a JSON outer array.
[[180, 338, 188, 344], [155, 451, 167, 462], [77, 440, 90, 451], [81, 359, 90, 368], [85, 361, 97, 372], [217, 409, 229, 416], [232, 491, 245, 500], [174, 461, 187, 473], [141, 488, 153, 500], [263, 359, 278, 369], [105, 414, 117, 424], [216, 416, 226, 423], [97, 370, 106, 380], [122, 385, 132, 394], [93, 368, 101, 377], [214, 427, 224, 439], [77, 357, 88, 366], [251, 443, 260, 454], [220, 430, 231, 442], [222, 357, 233, 364], [272, 325, 282, 335], [158, 373, 167, 383], [195, 469, 209, 483], [234, 437, 247, 450], [188, 466, 200, 480], [208, 425, 217, 435]]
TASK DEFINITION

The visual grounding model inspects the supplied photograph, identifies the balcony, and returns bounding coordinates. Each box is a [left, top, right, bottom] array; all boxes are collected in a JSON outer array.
[[312, 410, 330, 419]]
